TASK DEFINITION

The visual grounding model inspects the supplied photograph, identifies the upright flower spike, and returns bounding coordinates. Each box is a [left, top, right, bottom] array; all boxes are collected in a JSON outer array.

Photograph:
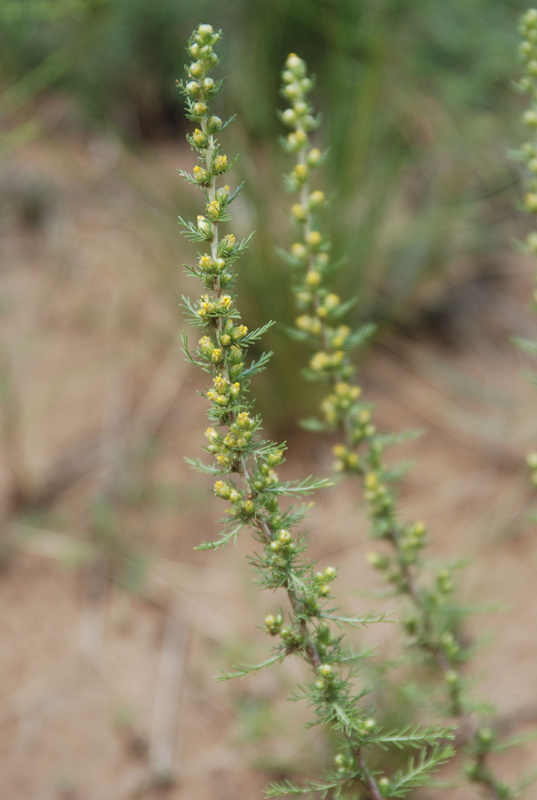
[[515, 9, 537, 492], [280, 52, 532, 800], [179, 26, 453, 800]]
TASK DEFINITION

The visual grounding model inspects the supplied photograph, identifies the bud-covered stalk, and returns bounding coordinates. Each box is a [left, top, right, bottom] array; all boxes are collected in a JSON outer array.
[[281, 52, 525, 800], [515, 9, 537, 499], [179, 25, 454, 800]]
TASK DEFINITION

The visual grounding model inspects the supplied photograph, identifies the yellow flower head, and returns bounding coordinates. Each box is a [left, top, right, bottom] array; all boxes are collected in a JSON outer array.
[[291, 242, 307, 260], [305, 271, 321, 287], [214, 154, 228, 172], [310, 351, 329, 371], [365, 473, 378, 490], [291, 203, 307, 221], [306, 230, 322, 248]]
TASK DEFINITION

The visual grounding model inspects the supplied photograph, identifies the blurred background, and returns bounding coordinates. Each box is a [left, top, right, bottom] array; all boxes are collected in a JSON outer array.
[[0, 0, 537, 797]]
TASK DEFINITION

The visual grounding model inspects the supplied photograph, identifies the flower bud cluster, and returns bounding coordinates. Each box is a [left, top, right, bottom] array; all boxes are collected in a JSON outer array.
[[264, 613, 303, 651], [204, 373, 241, 408], [332, 443, 359, 473], [280, 55, 359, 400], [314, 565, 337, 598], [516, 13, 537, 523], [281, 51, 468, 669], [334, 751, 355, 774], [519, 12, 537, 265], [364, 471, 395, 522], [310, 348, 345, 374], [315, 661, 335, 693], [320, 380, 361, 421]]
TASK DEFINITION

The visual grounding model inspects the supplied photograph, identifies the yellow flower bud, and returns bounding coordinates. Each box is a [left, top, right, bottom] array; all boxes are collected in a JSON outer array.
[[365, 473, 378, 490], [310, 351, 329, 371], [214, 154, 228, 173], [528, 232, 537, 253], [282, 108, 297, 126], [193, 101, 208, 117], [293, 163, 308, 182], [206, 200, 220, 219], [208, 115, 222, 132], [291, 203, 307, 221], [308, 190, 325, 207], [197, 23, 215, 42], [347, 453, 358, 468], [413, 521, 426, 536], [526, 192, 537, 211], [214, 480, 231, 499], [283, 83, 301, 101], [524, 110, 537, 127], [201, 77, 215, 93], [322, 569, 336, 586], [296, 315, 312, 331], [189, 61, 204, 79], [306, 148, 322, 167], [219, 233, 236, 255], [205, 427, 218, 443], [186, 81, 200, 97], [193, 165, 210, 184], [199, 255, 213, 270], [286, 53, 305, 74], [527, 451, 537, 469], [291, 242, 307, 260], [287, 131, 306, 150], [306, 230, 322, 248], [325, 293, 340, 309], [192, 128, 208, 147], [197, 215, 211, 236], [305, 271, 321, 287]]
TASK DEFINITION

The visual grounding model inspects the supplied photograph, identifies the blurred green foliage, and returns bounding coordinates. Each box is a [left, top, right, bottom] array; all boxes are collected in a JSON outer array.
[[0, 0, 529, 425]]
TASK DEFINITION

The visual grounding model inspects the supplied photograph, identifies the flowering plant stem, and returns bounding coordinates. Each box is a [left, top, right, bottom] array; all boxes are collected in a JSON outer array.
[[279, 51, 529, 800], [179, 25, 453, 800], [515, 8, 537, 497]]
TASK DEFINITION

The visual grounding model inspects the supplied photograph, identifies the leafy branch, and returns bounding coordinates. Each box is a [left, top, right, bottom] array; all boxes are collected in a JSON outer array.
[[179, 31, 449, 800]]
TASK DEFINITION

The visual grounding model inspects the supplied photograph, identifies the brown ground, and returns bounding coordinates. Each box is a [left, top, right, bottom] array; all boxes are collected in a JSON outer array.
[[0, 115, 536, 799]]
